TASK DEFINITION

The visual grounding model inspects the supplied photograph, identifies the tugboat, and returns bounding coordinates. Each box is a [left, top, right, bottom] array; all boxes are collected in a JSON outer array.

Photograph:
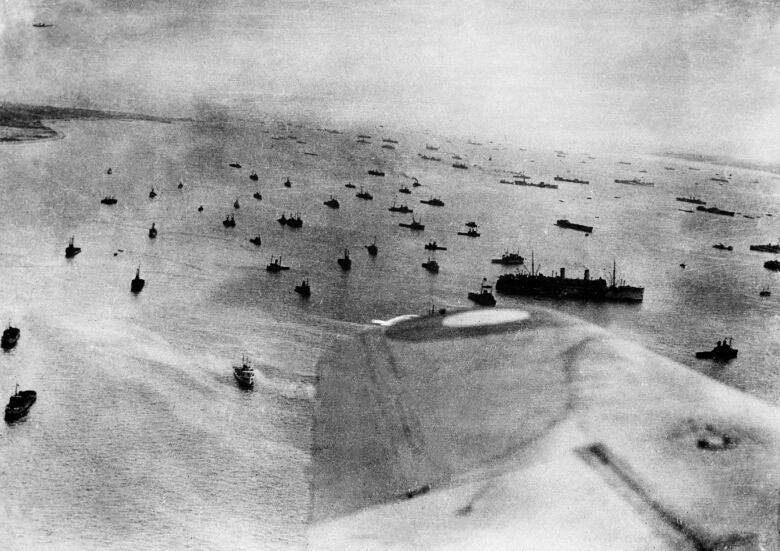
[[491, 251, 524, 265], [234, 199, 240, 209], [233, 356, 255, 387], [457, 226, 480, 237], [100, 196, 117, 205], [1, 324, 20, 350], [249, 236, 262, 246], [467, 279, 496, 306], [294, 280, 311, 297], [65, 237, 82, 258], [324, 196, 340, 209], [712, 243, 732, 251], [759, 287, 771, 297], [286, 213, 303, 228], [148, 223, 157, 239], [365, 238, 378, 256], [266, 256, 290, 272], [555, 219, 593, 233], [424, 241, 446, 251], [4, 384, 36, 422], [249, 171, 259, 181], [420, 197, 444, 207], [356, 188, 373, 200], [149, 187, 157, 199], [399, 185, 412, 194], [337, 249, 352, 270], [422, 258, 439, 273], [253, 192, 262, 200], [399, 216, 425, 231], [284, 177, 292, 188], [695, 338, 738, 360], [130, 267, 145, 293], [222, 214, 236, 227]]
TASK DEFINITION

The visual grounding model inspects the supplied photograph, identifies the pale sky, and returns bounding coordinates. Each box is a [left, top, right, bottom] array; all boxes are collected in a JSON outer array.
[[1, 0, 778, 161]]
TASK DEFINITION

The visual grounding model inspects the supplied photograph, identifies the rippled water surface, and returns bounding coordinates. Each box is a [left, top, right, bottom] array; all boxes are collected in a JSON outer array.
[[0, 119, 778, 549]]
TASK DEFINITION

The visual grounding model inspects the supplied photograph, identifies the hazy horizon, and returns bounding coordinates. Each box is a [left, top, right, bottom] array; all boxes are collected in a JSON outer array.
[[2, 1, 778, 162]]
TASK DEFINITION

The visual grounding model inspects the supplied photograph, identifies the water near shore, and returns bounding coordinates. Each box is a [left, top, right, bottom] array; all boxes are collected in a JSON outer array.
[[0, 118, 778, 549]]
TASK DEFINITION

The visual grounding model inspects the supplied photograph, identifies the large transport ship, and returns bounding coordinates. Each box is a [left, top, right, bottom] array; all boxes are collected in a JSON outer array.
[[495, 258, 644, 302]]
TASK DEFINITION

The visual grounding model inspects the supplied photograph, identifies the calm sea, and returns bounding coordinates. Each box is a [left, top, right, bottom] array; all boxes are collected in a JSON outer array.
[[0, 119, 777, 550]]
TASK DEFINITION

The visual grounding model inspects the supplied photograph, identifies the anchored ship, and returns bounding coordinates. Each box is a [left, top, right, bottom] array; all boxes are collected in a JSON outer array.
[[495, 257, 643, 302]]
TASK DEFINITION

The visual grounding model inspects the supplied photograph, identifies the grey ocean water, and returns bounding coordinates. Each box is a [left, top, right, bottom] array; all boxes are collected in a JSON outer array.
[[0, 119, 778, 550]]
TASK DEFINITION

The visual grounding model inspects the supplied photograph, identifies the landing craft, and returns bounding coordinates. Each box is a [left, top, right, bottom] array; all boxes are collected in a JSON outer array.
[[310, 307, 779, 550]]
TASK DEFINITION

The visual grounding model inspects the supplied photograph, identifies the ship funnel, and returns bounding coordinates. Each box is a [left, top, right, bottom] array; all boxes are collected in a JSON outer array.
[[584, 269, 590, 280], [560, 268, 565, 279]]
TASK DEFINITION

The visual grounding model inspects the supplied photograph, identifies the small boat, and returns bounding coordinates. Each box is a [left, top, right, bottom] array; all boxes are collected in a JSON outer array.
[[399, 186, 412, 194], [249, 171, 259, 181], [425, 144, 439, 151], [286, 213, 303, 228], [345, 183, 356, 189], [100, 196, 117, 205], [65, 237, 82, 258], [695, 338, 738, 360], [468, 279, 496, 306], [452, 162, 468, 170], [233, 356, 255, 387], [465, 221, 478, 228], [765, 260, 780, 271], [389, 201, 412, 213], [149, 187, 157, 199], [356, 188, 373, 200], [148, 223, 157, 239], [253, 192, 262, 200], [284, 177, 292, 188], [457, 227, 480, 237], [422, 258, 439, 273], [234, 199, 240, 209], [178, 180, 184, 189], [365, 238, 378, 256], [411, 177, 421, 187], [1, 324, 20, 350], [266, 256, 290, 272], [277, 213, 288, 225], [676, 196, 706, 205], [614, 178, 653, 187], [710, 177, 729, 183], [223, 215, 236, 227], [130, 267, 145, 294], [295, 280, 311, 297], [759, 287, 771, 297], [381, 144, 395, 150], [229, 162, 242, 168], [249, 236, 262, 246], [424, 241, 446, 251], [198, 205, 204, 212], [106, 167, 112, 175], [399, 216, 425, 231], [4, 384, 36, 422], [420, 197, 444, 207], [367, 170, 385, 177], [337, 249, 352, 270], [712, 243, 732, 251], [553, 176, 589, 184], [491, 251, 524, 265], [324, 196, 340, 209]]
